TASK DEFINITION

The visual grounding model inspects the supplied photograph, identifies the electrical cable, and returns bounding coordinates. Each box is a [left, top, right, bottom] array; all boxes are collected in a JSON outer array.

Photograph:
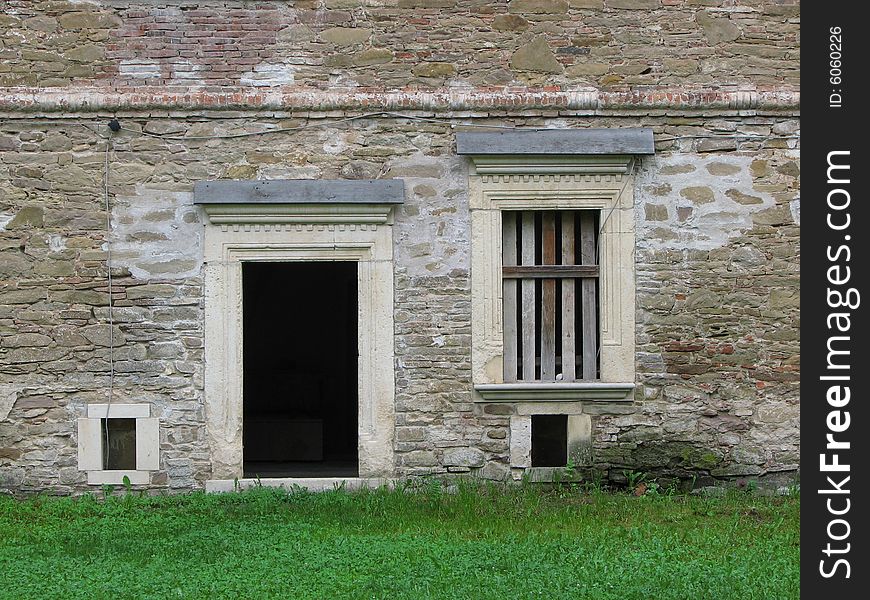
[[102, 134, 115, 469]]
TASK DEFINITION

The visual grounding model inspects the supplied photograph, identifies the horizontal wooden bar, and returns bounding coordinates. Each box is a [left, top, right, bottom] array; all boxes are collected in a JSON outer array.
[[502, 265, 599, 279]]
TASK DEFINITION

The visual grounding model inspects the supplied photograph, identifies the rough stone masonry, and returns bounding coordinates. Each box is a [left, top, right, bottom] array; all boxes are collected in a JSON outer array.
[[0, 0, 799, 493]]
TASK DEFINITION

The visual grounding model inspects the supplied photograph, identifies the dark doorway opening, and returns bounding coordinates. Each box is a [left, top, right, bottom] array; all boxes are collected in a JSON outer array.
[[531, 414, 568, 467], [243, 261, 359, 478]]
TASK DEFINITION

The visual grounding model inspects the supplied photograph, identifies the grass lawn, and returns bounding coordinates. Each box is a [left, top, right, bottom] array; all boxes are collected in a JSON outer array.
[[0, 482, 799, 599]]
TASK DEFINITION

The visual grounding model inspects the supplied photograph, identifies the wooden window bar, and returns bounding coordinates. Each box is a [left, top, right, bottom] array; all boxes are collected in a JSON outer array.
[[502, 210, 599, 382]]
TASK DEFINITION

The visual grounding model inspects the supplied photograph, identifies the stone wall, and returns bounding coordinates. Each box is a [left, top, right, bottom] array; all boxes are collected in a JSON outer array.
[[1, 0, 799, 493], [2, 0, 799, 91], [0, 111, 799, 492]]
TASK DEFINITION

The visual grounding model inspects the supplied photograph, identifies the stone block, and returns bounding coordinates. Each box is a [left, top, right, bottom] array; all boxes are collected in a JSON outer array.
[[81, 324, 127, 347], [492, 15, 530, 31], [1, 333, 52, 348], [663, 59, 698, 76], [606, 0, 661, 9], [52, 326, 89, 347], [752, 205, 793, 226], [58, 12, 122, 29], [511, 37, 562, 73], [64, 45, 105, 63], [695, 11, 741, 44], [705, 162, 741, 176], [679, 186, 715, 204], [0, 289, 45, 305], [352, 48, 394, 66], [412, 63, 456, 78], [126, 284, 176, 300], [644, 204, 668, 221], [402, 450, 437, 466], [321, 27, 371, 46], [660, 164, 696, 175], [509, 0, 569, 13], [0, 252, 33, 277], [50, 290, 110, 305], [725, 189, 763, 205], [477, 462, 510, 481], [443, 447, 485, 467], [6, 206, 44, 229]]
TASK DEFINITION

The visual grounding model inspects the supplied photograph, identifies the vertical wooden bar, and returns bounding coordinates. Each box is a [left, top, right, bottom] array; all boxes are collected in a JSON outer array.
[[561, 211, 576, 382], [579, 212, 598, 380], [521, 212, 536, 381], [540, 211, 556, 381], [502, 212, 518, 382]]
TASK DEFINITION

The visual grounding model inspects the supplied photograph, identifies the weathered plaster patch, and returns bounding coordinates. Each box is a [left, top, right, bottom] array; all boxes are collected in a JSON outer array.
[[320, 129, 350, 155], [119, 60, 161, 80], [636, 154, 777, 251], [171, 60, 207, 82], [111, 187, 203, 279], [240, 63, 296, 87], [789, 198, 800, 225], [47, 234, 67, 252], [391, 155, 470, 277]]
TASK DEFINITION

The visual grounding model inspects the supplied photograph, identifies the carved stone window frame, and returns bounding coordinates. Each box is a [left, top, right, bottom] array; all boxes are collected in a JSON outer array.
[[467, 154, 638, 398], [195, 180, 402, 484], [77, 403, 159, 485], [461, 137, 651, 479]]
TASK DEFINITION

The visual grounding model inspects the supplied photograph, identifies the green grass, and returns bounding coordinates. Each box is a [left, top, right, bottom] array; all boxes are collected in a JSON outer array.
[[0, 482, 799, 599]]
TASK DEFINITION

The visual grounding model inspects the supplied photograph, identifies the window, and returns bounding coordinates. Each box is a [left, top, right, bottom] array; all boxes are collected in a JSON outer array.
[[463, 150, 639, 395], [77, 404, 159, 485], [502, 210, 599, 382], [459, 128, 654, 480], [103, 418, 136, 470]]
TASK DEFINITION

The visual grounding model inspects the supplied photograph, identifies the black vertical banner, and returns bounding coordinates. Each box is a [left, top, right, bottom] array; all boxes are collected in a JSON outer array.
[[803, 4, 867, 597]]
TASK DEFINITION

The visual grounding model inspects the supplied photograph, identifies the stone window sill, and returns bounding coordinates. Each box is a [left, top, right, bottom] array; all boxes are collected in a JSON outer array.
[[86, 470, 150, 485], [474, 382, 635, 403]]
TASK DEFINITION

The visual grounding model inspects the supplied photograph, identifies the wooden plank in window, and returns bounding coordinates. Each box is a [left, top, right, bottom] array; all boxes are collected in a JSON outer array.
[[579, 212, 598, 380], [521, 212, 536, 380], [502, 265, 599, 278], [561, 211, 576, 382], [502, 212, 518, 382], [541, 211, 556, 381]]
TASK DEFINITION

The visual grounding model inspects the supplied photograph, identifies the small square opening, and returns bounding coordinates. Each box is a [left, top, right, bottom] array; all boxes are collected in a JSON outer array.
[[531, 415, 568, 467], [102, 418, 136, 470]]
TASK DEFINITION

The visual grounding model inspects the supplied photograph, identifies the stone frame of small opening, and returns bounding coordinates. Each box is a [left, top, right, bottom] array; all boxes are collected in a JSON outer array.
[[459, 129, 654, 480], [195, 179, 403, 485], [77, 403, 159, 485]]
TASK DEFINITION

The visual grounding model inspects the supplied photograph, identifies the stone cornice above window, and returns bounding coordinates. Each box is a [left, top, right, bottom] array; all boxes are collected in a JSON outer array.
[[466, 127, 646, 401], [465, 155, 637, 176], [458, 128, 653, 175], [194, 179, 404, 226], [457, 128, 655, 156], [474, 383, 635, 403]]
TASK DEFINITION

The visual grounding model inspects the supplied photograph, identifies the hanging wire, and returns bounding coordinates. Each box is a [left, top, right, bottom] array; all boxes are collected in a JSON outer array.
[[102, 135, 115, 469]]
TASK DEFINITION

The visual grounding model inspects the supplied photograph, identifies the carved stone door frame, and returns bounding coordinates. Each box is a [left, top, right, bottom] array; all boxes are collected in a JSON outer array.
[[195, 180, 402, 482]]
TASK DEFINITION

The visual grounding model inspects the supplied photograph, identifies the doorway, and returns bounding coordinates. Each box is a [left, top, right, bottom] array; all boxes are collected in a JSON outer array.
[[242, 261, 358, 477]]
